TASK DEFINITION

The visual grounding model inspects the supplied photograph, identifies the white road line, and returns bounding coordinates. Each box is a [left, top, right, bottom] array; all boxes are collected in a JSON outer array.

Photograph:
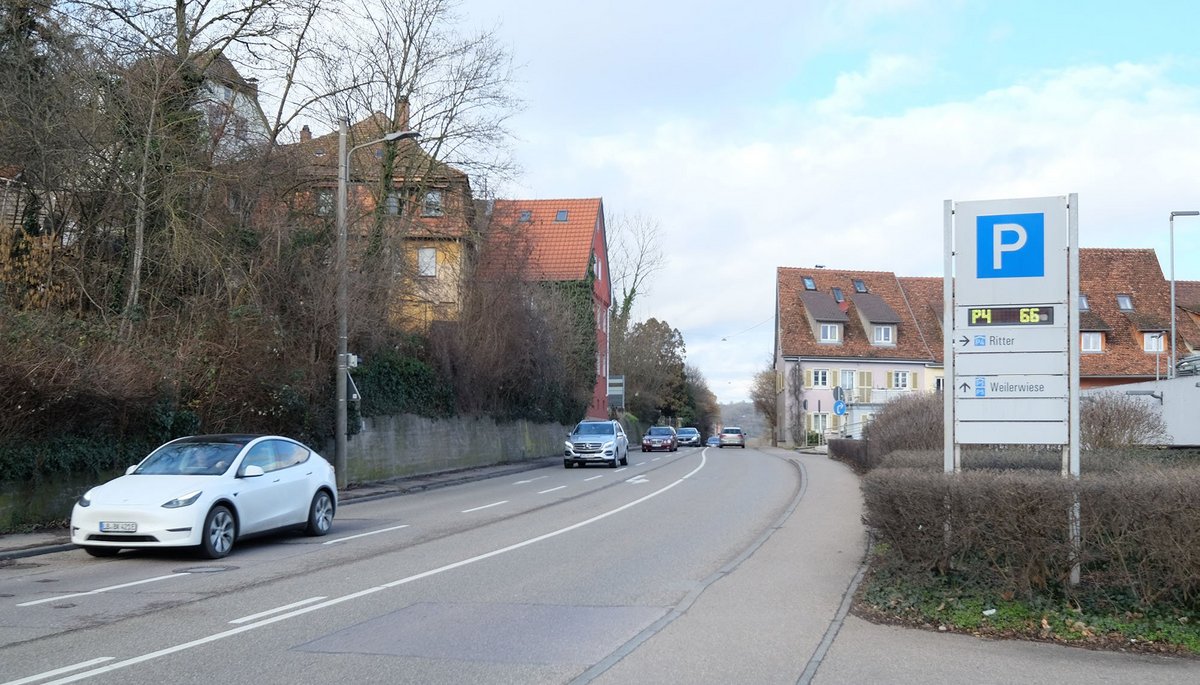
[[17, 574, 190, 607], [228, 597, 327, 624], [635, 462, 645, 466], [513, 476, 548, 485], [614, 468, 627, 473], [321, 524, 410, 545], [651, 457, 661, 462], [2, 658, 114, 685], [584, 475, 603, 481], [461, 500, 508, 513], [36, 454, 707, 685], [537, 485, 567, 494]]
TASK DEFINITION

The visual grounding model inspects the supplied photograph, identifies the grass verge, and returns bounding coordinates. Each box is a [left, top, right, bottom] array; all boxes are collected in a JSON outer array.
[[855, 544, 1200, 657]]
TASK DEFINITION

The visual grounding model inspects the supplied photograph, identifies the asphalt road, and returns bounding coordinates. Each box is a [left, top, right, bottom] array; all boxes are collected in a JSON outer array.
[[3, 446, 1196, 684], [0, 446, 830, 684]]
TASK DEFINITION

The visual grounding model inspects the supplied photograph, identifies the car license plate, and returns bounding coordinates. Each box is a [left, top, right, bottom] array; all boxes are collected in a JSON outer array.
[[100, 521, 137, 533]]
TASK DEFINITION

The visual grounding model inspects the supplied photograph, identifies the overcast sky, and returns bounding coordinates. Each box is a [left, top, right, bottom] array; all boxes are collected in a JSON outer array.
[[459, 0, 1200, 404]]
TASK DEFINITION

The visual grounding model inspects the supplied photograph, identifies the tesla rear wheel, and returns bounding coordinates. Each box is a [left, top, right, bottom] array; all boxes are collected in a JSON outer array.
[[200, 505, 235, 559], [306, 490, 334, 536]]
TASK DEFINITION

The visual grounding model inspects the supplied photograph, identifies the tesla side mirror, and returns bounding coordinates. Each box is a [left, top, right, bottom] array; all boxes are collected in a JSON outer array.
[[125, 465, 138, 475], [240, 465, 265, 478]]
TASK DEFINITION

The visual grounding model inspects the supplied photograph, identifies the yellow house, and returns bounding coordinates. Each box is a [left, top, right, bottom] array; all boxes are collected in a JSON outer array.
[[286, 105, 477, 332]]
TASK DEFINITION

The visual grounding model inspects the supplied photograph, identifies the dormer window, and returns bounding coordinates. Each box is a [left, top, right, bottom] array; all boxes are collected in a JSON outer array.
[[853, 279, 867, 293], [802, 276, 816, 290], [519, 210, 532, 222], [831, 287, 844, 303], [1144, 332, 1165, 353], [819, 323, 841, 343], [873, 324, 895, 345], [555, 210, 568, 222], [1079, 294, 1089, 311], [1116, 294, 1133, 311]]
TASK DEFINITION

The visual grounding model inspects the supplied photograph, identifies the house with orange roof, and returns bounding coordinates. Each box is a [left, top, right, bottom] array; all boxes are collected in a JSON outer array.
[[479, 198, 613, 419], [773, 248, 1200, 447], [283, 102, 476, 330], [774, 268, 939, 445]]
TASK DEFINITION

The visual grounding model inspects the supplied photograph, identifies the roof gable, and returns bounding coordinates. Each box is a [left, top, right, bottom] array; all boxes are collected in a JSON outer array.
[[480, 198, 604, 281]]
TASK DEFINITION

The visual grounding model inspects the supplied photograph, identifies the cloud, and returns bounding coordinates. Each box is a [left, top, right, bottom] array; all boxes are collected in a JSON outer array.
[[539, 61, 1200, 402], [815, 53, 931, 114]]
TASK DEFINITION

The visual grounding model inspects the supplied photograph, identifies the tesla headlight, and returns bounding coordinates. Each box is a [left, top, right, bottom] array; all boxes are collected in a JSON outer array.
[[162, 490, 203, 508], [77, 490, 94, 507]]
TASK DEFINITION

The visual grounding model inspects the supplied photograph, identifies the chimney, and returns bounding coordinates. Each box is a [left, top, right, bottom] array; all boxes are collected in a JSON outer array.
[[393, 96, 410, 131], [300, 125, 312, 142]]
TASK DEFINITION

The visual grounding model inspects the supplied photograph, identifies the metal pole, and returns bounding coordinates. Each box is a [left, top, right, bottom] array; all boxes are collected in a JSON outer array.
[[335, 119, 349, 490], [1170, 213, 1176, 379], [1168, 211, 1199, 379]]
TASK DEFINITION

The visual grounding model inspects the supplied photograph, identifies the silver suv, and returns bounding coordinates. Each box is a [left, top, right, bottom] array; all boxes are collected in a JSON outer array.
[[564, 420, 628, 468]]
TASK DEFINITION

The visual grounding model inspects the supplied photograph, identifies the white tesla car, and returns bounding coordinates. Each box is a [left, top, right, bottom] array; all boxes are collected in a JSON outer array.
[[71, 434, 337, 559]]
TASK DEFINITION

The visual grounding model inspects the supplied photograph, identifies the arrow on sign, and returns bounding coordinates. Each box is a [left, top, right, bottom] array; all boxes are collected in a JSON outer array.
[[959, 382, 970, 392], [958, 336, 970, 346]]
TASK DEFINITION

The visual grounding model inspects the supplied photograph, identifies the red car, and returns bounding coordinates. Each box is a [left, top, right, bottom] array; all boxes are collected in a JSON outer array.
[[641, 426, 678, 452]]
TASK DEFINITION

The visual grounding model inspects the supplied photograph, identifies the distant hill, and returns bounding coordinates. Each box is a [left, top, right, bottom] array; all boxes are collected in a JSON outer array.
[[718, 401, 766, 438]]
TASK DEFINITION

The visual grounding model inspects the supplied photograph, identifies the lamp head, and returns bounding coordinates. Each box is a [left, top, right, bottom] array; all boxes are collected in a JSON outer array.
[[384, 130, 420, 142], [1171, 210, 1200, 218]]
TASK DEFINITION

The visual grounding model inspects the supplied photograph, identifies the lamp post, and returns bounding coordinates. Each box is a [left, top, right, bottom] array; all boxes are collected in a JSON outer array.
[[1169, 210, 1199, 379], [336, 119, 419, 489]]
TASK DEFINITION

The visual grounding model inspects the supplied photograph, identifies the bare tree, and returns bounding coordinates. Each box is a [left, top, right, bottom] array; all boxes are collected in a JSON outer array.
[[750, 366, 778, 445], [607, 212, 665, 328]]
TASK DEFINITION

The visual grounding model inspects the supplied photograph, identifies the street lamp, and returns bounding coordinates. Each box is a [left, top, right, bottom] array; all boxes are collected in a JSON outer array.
[[1169, 210, 1199, 379], [336, 120, 419, 489]]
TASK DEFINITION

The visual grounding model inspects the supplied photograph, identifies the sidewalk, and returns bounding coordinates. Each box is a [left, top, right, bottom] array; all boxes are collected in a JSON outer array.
[[0, 456, 560, 562]]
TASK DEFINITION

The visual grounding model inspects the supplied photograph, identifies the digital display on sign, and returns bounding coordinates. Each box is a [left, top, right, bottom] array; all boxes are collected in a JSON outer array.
[[968, 307, 1054, 326]]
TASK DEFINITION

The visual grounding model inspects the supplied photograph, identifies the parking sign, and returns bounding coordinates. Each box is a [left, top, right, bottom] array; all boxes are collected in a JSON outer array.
[[945, 195, 1078, 452]]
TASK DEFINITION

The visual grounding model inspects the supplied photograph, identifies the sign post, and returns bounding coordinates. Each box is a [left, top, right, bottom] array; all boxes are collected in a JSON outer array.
[[944, 194, 1081, 582]]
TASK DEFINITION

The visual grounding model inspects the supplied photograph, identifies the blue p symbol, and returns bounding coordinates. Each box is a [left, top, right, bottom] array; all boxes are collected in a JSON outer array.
[[977, 213, 1044, 278]]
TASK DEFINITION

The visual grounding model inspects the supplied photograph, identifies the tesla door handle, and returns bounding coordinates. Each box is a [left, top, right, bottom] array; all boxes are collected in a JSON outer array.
[[272, 478, 281, 483]]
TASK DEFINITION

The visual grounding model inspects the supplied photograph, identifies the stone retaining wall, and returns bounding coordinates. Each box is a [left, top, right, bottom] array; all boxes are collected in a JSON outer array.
[[339, 414, 570, 482]]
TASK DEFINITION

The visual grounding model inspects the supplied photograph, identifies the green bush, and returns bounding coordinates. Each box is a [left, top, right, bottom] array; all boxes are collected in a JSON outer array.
[[861, 463, 1200, 610], [353, 349, 454, 420]]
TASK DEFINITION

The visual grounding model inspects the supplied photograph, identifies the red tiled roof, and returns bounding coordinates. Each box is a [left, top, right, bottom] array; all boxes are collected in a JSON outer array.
[[777, 249, 1200, 379], [1178, 280, 1200, 314], [479, 199, 603, 281], [896, 277, 945, 363], [777, 268, 933, 361]]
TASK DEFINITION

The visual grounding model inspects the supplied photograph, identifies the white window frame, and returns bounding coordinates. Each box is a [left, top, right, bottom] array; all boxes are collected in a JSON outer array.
[[809, 412, 830, 434], [819, 323, 841, 343], [422, 189, 443, 217], [812, 369, 830, 388], [891, 371, 910, 390], [1144, 332, 1164, 353], [840, 369, 856, 391], [872, 324, 894, 345], [1081, 332, 1103, 353], [417, 247, 437, 277], [385, 192, 401, 216], [316, 189, 334, 216]]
